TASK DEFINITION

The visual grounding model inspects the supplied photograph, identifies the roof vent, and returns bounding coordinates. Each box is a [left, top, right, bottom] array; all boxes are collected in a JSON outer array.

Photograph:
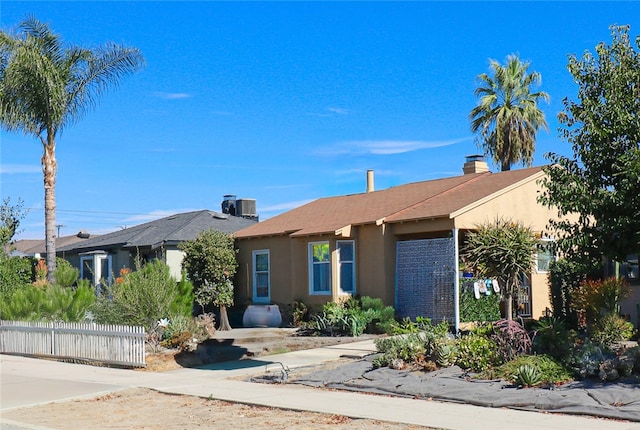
[[77, 230, 90, 239], [463, 154, 489, 174], [213, 212, 229, 220]]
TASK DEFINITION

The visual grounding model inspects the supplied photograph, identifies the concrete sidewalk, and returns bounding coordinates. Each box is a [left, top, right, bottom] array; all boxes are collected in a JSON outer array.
[[1, 340, 639, 430]]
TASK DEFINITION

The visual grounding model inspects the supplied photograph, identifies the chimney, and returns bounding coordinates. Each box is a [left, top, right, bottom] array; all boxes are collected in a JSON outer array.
[[366, 169, 374, 193], [463, 155, 489, 174]]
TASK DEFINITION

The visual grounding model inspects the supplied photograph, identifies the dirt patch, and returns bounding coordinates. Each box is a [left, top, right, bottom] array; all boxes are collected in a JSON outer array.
[[2, 387, 434, 429], [144, 334, 380, 372]]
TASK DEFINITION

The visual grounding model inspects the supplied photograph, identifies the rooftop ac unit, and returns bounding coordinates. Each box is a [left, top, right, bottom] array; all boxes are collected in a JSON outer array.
[[236, 199, 257, 218]]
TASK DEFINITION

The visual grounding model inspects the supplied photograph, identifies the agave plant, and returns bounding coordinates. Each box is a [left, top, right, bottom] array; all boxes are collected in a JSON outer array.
[[435, 342, 457, 367], [514, 364, 542, 387]]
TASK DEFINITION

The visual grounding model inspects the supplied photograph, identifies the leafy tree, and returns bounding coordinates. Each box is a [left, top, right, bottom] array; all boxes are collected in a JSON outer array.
[[539, 25, 640, 265], [180, 229, 238, 331], [470, 54, 549, 171], [464, 218, 538, 320], [0, 17, 144, 282], [0, 197, 27, 248]]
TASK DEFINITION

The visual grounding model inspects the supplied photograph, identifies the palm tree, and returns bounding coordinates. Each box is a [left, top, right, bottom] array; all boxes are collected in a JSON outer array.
[[470, 55, 549, 171], [0, 17, 144, 282]]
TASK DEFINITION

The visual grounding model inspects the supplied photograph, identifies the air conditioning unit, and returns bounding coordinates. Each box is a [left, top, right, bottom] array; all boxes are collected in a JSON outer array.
[[236, 199, 257, 218]]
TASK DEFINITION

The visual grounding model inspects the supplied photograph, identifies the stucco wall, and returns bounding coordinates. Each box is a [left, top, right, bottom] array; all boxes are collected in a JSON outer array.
[[164, 248, 185, 280]]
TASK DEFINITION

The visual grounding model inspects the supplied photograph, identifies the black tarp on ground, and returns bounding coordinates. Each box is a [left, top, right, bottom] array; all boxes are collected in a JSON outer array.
[[267, 355, 640, 422]]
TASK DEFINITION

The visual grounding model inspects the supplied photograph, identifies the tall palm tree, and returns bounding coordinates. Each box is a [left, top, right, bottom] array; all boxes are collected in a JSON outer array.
[[0, 17, 144, 282], [470, 55, 549, 171]]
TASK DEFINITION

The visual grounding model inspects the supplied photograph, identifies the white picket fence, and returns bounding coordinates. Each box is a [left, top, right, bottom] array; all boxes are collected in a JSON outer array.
[[0, 320, 146, 367]]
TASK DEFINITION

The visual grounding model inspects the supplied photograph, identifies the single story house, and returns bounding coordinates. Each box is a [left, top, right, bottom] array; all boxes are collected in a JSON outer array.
[[7, 231, 95, 258], [58, 202, 257, 288], [234, 157, 571, 329]]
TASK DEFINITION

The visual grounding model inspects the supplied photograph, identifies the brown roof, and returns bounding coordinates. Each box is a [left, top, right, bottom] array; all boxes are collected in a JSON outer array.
[[8, 233, 97, 256], [235, 166, 545, 239]]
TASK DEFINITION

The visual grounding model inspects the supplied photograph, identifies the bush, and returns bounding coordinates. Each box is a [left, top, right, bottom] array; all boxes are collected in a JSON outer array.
[[53, 258, 79, 288], [490, 354, 573, 386], [531, 316, 573, 359], [0, 255, 32, 296], [373, 333, 428, 368], [590, 313, 636, 347], [459, 279, 501, 322], [360, 296, 396, 333], [92, 258, 179, 330], [454, 333, 501, 372], [572, 277, 630, 325], [490, 319, 532, 362], [0, 283, 95, 321]]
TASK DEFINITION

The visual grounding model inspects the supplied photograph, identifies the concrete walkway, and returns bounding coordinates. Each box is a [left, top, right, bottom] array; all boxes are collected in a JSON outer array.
[[1, 338, 639, 430]]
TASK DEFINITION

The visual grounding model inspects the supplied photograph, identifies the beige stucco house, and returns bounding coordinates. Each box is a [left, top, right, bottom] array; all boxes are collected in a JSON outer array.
[[235, 157, 568, 330]]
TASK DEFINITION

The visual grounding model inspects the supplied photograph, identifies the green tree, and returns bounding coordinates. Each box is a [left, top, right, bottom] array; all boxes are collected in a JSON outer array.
[[180, 230, 238, 331], [539, 25, 640, 265], [0, 197, 27, 248], [470, 54, 549, 171], [464, 218, 538, 320], [0, 17, 144, 282]]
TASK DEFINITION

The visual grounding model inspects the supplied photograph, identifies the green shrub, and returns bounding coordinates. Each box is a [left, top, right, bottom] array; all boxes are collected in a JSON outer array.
[[454, 333, 501, 372], [590, 313, 636, 347], [0, 283, 95, 321], [92, 258, 178, 330], [0, 255, 32, 296], [566, 338, 610, 379], [360, 296, 396, 333], [53, 258, 79, 288], [170, 272, 195, 317], [491, 354, 573, 385], [373, 333, 427, 367], [532, 316, 573, 359], [459, 280, 501, 322]]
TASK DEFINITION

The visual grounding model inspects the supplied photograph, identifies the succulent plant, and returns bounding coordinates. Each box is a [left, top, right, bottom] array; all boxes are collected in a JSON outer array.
[[514, 364, 542, 387]]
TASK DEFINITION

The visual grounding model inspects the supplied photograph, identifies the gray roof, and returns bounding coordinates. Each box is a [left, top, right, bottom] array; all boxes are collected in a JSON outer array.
[[57, 210, 257, 254]]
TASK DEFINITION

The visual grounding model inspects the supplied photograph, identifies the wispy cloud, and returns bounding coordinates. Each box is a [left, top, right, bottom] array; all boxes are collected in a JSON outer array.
[[122, 209, 197, 224], [153, 92, 192, 100], [317, 137, 470, 156], [309, 106, 349, 117], [0, 164, 41, 174], [260, 199, 314, 213], [327, 107, 348, 115]]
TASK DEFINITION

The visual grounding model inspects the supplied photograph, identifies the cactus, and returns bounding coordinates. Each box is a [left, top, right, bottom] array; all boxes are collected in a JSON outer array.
[[435, 342, 456, 367]]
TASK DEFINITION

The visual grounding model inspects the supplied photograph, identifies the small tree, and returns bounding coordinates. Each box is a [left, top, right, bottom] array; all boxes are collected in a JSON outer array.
[[465, 218, 538, 320], [180, 229, 237, 331], [0, 197, 27, 248]]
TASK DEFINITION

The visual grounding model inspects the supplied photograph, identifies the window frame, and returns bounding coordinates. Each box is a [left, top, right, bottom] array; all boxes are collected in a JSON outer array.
[[536, 239, 555, 273], [337, 240, 356, 295], [252, 249, 271, 303], [308, 241, 331, 295]]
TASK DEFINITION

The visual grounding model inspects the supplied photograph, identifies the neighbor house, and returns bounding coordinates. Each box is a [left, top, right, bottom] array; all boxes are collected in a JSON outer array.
[[234, 156, 571, 329], [58, 198, 257, 288], [7, 231, 96, 259]]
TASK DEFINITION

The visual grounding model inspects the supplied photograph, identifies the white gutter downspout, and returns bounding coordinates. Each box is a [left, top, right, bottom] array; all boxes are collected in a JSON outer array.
[[453, 228, 460, 334]]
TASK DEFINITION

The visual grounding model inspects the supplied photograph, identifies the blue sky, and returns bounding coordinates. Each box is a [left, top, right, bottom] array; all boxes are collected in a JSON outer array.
[[2, 1, 639, 240]]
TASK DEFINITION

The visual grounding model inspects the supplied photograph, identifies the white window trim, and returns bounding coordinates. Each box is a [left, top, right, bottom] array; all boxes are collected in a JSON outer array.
[[80, 253, 112, 291], [337, 240, 356, 295], [252, 249, 270, 303], [309, 241, 331, 295], [535, 239, 555, 274]]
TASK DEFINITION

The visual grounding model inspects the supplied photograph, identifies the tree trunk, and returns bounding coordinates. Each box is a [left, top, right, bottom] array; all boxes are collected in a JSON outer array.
[[42, 134, 57, 283], [218, 305, 232, 331], [504, 292, 514, 321]]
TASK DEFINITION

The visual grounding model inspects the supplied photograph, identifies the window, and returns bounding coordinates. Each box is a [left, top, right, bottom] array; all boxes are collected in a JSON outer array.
[[253, 250, 270, 302], [309, 242, 331, 294], [536, 240, 555, 272], [80, 253, 112, 293], [337, 240, 355, 294]]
